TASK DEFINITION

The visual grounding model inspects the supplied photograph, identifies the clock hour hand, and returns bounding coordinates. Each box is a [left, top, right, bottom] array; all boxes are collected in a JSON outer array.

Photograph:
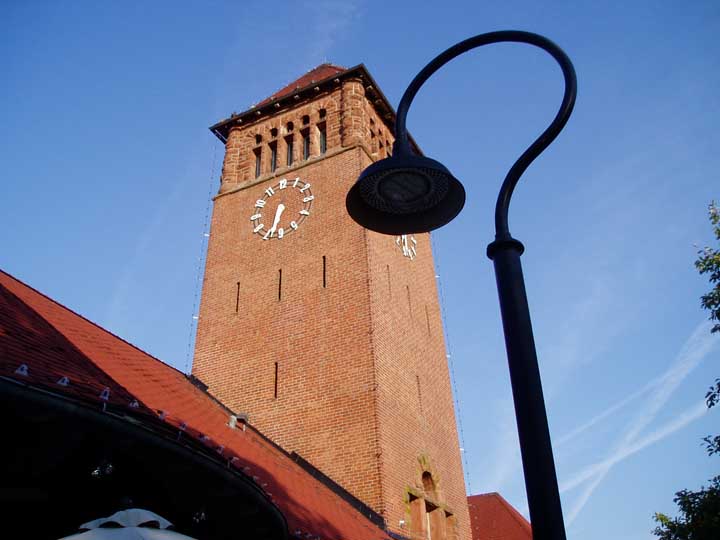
[[263, 203, 286, 239]]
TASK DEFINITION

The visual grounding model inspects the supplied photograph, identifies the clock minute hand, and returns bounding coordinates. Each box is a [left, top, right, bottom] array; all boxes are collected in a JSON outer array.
[[264, 203, 286, 239]]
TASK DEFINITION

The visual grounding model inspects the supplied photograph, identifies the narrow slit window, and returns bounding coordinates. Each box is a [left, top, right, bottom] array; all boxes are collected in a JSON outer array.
[[278, 269, 282, 301], [302, 129, 310, 160], [386, 264, 391, 296], [318, 122, 327, 154], [254, 148, 262, 178], [425, 305, 431, 335], [416, 375, 423, 412], [274, 362, 278, 399], [286, 136, 294, 167], [270, 142, 278, 172], [406, 285, 412, 316], [322, 255, 327, 288], [235, 282, 240, 313]]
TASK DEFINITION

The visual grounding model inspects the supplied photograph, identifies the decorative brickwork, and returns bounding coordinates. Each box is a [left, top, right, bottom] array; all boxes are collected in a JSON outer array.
[[193, 65, 470, 540]]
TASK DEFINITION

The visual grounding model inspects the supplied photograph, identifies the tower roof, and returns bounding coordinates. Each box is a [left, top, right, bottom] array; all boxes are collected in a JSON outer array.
[[256, 63, 348, 107], [210, 63, 398, 143]]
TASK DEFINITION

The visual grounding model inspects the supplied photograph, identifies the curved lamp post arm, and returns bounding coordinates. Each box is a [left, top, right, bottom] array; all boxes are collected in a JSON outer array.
[[393, 30, 577, 241], [389, 31, 577, 540]]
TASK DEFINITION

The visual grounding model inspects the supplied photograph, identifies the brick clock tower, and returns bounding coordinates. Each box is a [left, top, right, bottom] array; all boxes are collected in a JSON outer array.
[[193, 64, 470, 540]]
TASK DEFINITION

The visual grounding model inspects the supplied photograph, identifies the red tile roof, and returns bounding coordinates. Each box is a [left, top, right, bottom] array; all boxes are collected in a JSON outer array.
[[467, 493, 531, 540], [0, 269, 390, 540], [256, 63, 347, 107]]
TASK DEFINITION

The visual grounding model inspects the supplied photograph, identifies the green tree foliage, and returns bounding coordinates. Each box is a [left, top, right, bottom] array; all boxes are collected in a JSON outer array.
[[695, 202, 720, 334], [653, 477, 720, 540], [652, 202, 720, 539], [696, 202, 720, 457], [704, 378, 720, 456]]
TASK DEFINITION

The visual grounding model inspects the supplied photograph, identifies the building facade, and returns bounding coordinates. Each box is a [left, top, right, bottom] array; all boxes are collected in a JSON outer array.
[[193, 64, 470, 540]]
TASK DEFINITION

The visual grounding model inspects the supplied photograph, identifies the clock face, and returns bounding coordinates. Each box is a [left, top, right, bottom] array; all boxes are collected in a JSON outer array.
[[396, 234, 418, 260], [249, 177, 314, 240]]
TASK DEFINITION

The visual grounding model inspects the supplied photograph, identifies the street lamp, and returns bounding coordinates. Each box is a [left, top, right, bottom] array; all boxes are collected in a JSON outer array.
[[346, 31, 577, 540]]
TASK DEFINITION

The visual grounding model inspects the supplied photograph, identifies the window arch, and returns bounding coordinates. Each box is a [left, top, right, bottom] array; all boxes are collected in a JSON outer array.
[[423, 471, 439, 499], [406, 468, 454, 540]]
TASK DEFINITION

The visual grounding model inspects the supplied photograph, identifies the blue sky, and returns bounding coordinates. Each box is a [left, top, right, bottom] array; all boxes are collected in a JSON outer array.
[[2, 1, 719, 539]]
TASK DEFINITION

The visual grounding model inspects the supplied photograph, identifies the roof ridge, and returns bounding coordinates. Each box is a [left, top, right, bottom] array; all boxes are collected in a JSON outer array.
[[0, 269, 188, 378]]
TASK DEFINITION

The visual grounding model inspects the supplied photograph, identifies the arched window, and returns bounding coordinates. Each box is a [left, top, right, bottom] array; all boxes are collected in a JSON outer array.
[[318, 122, 327, 155], [407, 471, 451, 540], [301, 128, 310, 160], [269, 141, 278, 172], [285, 135, 294, 167], [422, 471, 436, 498], [253, 148, 262, 179]]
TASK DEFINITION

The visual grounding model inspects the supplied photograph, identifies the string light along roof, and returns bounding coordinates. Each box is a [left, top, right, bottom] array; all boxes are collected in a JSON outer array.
[[0, 269, 392, 540], [467, 492, 532, 540]]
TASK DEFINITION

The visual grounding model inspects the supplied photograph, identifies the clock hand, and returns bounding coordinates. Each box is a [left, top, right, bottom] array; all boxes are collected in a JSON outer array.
[[264, 203, 286, 239], [269, 203, 286, 231]]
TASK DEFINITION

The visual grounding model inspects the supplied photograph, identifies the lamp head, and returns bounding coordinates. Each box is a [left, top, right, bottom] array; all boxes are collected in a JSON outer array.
[[346, 153, 465, 235]]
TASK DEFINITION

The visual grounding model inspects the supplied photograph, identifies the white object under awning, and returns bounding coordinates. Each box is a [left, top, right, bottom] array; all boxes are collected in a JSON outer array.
[[59, 508, 196, 540]]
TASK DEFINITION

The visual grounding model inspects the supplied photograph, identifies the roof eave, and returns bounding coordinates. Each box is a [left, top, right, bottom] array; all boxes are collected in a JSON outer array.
[[209, 64, 420, 154], [209, 64, 367, 143]]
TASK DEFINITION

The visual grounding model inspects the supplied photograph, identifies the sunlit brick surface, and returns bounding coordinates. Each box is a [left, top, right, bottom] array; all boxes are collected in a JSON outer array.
[[194, 69, 470, 540]]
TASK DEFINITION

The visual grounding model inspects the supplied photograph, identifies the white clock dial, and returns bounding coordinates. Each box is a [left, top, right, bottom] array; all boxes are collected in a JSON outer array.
[[396, 234, 418, 260], [249, 177, 314, 240]]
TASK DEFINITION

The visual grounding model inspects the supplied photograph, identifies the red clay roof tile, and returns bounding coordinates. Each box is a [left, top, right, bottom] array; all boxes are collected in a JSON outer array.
[[256, 64, 347, 107], [467, 492, 531, 540]]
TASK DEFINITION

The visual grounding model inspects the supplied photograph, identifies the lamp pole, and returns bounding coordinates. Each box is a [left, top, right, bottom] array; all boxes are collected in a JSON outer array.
[[347, 31, 577, 540]]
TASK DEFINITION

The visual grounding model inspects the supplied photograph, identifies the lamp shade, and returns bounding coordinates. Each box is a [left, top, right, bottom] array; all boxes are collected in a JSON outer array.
[[346, 154, 465, 235]]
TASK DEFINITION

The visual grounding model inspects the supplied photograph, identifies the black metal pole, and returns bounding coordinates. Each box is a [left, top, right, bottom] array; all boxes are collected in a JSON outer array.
[[356, 30, 576, 540], [487, 238, 566, 540]]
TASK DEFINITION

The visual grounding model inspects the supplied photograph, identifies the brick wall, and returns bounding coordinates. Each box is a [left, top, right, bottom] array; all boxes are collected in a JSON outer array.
[[193, 75, 470, 540]]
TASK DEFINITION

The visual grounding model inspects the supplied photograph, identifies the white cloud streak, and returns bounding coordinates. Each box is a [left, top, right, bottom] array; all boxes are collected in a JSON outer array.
[[559, 320, 717, 524], [564, 400, 708, 524], [556, 374, 660, 448]]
